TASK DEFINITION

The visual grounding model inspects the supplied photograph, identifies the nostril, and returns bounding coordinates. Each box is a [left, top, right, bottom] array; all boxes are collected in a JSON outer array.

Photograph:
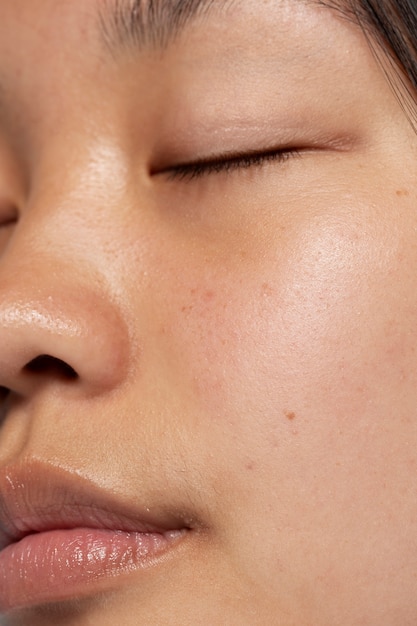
[[24, 355, 78, 380], [0, 386, 9, 404], [0, 386, 10, 424]]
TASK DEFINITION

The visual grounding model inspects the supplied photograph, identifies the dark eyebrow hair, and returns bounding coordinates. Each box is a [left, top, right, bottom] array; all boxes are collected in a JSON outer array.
[[99, 0, 232, 54]]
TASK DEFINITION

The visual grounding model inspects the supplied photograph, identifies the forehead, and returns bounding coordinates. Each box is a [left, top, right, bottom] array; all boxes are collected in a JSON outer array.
[[0, 0, 353, 55], [0, 0, 363, 84], [0, 0, 383, 150]]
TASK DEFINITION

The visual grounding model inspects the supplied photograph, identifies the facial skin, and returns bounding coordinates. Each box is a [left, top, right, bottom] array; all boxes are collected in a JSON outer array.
[[0, 0, 417, 624]]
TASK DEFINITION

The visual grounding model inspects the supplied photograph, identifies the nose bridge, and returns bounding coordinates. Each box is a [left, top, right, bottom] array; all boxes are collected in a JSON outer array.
[[30, 136, 131, 242], [0, 141, 134, 397]]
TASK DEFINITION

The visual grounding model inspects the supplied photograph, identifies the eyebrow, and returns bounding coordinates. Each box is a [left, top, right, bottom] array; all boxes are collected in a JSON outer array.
[[99, 0, 233, 54]]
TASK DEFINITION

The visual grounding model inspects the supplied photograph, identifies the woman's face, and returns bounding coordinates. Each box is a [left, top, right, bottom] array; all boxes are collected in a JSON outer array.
[[0, 1, 417, 624]]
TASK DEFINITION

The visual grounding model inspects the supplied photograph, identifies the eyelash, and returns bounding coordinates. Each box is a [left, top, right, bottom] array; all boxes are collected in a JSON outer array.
[[165, 148, 301, 182]]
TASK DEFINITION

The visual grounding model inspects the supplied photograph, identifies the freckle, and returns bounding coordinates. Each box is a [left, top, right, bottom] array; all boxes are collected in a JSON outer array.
[[396, 189, 410, 197], [262, 282, 273, 297], [284, 411, 296, 421]]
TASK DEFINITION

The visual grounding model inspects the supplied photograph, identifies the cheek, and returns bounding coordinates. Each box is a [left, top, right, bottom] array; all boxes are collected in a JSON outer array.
[[164, 203, 417, 611], [168, 205, 417, 448]]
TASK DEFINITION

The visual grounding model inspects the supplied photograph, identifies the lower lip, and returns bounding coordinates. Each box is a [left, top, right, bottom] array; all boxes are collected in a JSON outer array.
[[0, 527, 183, 611]]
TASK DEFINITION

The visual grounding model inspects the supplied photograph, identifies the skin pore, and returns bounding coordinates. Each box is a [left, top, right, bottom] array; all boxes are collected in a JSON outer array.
[[1, 0, 417, 624]]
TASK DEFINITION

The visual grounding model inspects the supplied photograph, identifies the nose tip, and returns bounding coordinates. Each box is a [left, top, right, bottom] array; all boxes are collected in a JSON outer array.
[[0, 276, 131, 398]]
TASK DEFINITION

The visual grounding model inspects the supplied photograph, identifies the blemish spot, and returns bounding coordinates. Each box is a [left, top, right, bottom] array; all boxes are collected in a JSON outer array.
[[261, 282, 274, 297], [284, 411, 296, 421], [203, 290, 214, 302], [245, 461, 255, 471], [396, 189, 410, 197]]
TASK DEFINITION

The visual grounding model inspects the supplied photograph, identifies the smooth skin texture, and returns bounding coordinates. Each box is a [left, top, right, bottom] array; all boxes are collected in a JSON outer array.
[[1, 0, 417, 624]]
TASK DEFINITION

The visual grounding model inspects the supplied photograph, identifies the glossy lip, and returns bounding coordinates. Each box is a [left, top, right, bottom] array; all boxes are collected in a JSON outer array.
[[0, 460, 192, 611]]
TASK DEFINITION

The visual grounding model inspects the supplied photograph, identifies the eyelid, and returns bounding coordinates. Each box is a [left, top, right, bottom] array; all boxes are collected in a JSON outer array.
[[155, 147, 302, 182]]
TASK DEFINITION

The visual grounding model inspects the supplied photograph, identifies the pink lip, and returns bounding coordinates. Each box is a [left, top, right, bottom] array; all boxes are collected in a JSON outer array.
[[0, 461, 189, 612]]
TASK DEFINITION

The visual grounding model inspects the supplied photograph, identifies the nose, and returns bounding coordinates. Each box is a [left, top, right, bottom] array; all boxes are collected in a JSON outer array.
[[0, 223, 131, 400]]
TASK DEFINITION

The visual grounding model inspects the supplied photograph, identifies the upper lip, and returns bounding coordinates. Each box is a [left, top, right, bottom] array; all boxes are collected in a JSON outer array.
[[0, 459, 190, 551]]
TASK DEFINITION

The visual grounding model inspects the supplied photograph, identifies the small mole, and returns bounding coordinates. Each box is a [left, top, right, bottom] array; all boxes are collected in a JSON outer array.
[[284, 411, 296, 421]]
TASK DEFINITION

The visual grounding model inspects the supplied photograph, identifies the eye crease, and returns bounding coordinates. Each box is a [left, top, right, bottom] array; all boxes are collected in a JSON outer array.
[[159, 147, 302, 182]]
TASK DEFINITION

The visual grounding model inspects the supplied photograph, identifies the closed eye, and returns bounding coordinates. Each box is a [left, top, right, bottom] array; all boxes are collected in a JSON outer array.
[[160, 148, 302, 182]]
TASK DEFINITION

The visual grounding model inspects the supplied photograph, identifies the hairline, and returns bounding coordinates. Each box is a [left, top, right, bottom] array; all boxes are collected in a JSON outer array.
[[98, 0, 238, 54]]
